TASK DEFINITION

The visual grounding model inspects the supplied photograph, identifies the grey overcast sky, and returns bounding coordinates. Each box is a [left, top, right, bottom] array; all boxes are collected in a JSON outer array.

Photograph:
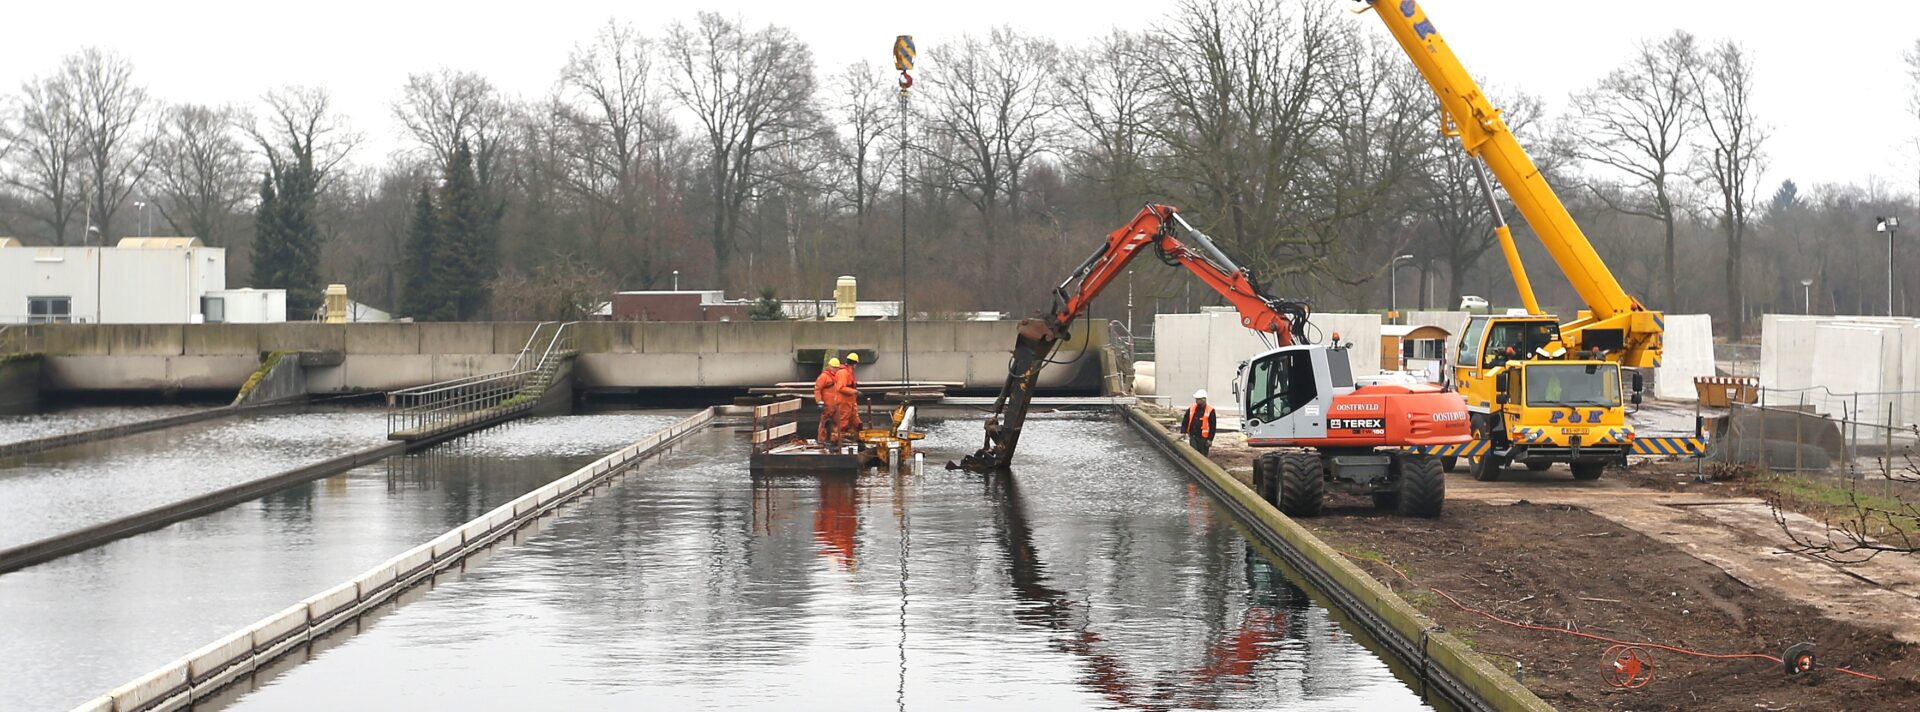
[[1, 0, 1912, 192]]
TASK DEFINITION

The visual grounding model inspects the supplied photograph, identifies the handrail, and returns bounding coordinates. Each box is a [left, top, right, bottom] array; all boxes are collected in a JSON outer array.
[[384, 322, 579, 438]]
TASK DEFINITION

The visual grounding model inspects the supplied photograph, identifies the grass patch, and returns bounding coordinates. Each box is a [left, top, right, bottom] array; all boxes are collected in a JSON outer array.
[[234, 351, 292, 403], [1746, 471, 1920, 539]]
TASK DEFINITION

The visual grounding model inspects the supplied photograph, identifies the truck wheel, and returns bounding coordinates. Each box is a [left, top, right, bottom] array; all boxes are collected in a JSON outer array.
[[1397, 455, 1445, 518], [1276, 454, 1324, 517], [1442, 456, 1460, 473], [1570, 461, 1605, 480], [1471, 454, 1505, 482], [1371, 492, 1400, 510], [1253, 453, 1281, 505], [1525, 461, 1551, 472]]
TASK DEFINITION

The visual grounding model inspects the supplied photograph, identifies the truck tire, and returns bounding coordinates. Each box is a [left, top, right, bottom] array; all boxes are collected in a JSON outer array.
[[1442, 456, 1460, 473], [1397, 454, 1445, 518], [1372, 491, 1400, 510], [1526, 461, 1551, 472], [1570, 461, 1605, 480], [1276, 454, 1324, 517], [1472, 454, 1505, 482]]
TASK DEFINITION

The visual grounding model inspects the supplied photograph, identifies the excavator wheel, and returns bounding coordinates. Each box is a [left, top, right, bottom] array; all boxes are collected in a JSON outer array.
[[1442, 456, 1460, 473], [1525, 461, 1552, 472], [1252, 453, 1281, 506], [1571, 461, 1606, 481], [1276, 454, 1324, 517], [1397, 454, 1445, 518]]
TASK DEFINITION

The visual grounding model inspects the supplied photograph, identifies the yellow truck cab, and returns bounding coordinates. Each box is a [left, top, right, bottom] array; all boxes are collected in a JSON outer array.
[[1455, 314, 1643, 481]]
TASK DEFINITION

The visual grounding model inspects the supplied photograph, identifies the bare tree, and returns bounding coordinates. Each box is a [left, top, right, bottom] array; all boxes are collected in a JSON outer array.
[[1063, 30, 1159, 215], [1422, 91, 1546, 307], [1690, 40, 1767, 340], [245, 86, 359, 191], [826, 61, 896, 235], [917, 27, 1061, 246], [150, 104, 254, 245], [1141, 0, 1354, 293], [394, 69, 514, 186], [64, 48, 154, 241], [663, 12, 820, 290], [1568, 31, 1700, 313], [2, 73, 84, 244], [554, 19, 679, 285]]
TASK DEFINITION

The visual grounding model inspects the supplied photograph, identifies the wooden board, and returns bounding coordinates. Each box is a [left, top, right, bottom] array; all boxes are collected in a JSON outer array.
[[752, 398, 803, 418], [751, 421, 799, 444]]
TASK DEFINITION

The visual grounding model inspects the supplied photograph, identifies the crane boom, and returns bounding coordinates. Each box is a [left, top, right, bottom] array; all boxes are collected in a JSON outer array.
[[1362, 0, 1662, 367], [952, 204, 1309, 472]]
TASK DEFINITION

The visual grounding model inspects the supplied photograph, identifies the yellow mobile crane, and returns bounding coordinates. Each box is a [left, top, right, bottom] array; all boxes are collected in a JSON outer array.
[[1359, 0, 1663, 481]]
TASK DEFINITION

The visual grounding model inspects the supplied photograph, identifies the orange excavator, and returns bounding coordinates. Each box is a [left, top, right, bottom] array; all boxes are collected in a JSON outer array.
[[955, 204, 1471, 517]]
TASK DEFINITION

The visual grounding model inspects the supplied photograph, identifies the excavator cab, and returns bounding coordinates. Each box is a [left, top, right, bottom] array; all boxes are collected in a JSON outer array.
[[1237, 345, 1351, 441]]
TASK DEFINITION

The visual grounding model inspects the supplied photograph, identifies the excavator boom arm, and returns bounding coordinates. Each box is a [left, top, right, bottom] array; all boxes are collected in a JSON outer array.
[[953, 204, 1308, 471]]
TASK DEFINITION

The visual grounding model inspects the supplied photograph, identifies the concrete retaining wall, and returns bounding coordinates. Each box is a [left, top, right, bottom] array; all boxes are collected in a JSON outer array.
[[231, 354, 305, 407], [14, 321, 1098, 395], [0, 354, 41, 414], [74, 407, 724, 712], [1125, 407, 1549, 712]]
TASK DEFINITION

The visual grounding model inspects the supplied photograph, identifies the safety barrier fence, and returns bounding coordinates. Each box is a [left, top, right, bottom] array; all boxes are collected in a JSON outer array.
[[1717, 386, 1920, 484], [1123, 406, 1550, 712], [384, 321, 576, 439], [74, 406, 727, 712]]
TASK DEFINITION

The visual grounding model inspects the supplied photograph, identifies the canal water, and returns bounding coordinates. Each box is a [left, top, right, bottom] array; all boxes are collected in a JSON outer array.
[[0, 404, 210, 446], [0, 409, 391, 548], [0, 411, 681, 711], [212, 413, 1432, 711]]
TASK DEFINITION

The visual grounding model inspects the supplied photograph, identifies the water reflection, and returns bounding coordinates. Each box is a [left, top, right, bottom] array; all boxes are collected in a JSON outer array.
[[216, 417, 1427, 711], [0, 411, 680, 711]]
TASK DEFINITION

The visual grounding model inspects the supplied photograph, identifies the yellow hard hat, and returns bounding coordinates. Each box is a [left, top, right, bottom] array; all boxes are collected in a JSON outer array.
[[827, 357, 841, 368], [846, 352, 861, 363]]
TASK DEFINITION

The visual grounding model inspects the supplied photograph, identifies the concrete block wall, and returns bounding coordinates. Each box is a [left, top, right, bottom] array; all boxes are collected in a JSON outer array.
[[1760, 314, 1920, 427], [1154, 311, 1380, 414], [1653, 314, 1715, 401]]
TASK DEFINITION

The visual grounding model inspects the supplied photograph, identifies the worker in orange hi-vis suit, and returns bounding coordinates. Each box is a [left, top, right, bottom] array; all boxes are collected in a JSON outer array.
[[813, 357, 843, 443], [833, 353, 862, 439]]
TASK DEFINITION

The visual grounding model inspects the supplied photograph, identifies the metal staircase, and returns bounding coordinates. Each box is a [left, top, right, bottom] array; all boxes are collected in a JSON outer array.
[[386, 321, 578, 441]]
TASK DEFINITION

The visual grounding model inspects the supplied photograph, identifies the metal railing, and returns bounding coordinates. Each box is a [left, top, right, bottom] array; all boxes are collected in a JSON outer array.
[[385, 321, 578, 438], [1713, 386, 1920, 483]]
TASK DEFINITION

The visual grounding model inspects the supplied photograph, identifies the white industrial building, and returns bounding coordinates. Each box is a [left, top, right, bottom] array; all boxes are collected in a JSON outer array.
[[0, 237, 285, 324]]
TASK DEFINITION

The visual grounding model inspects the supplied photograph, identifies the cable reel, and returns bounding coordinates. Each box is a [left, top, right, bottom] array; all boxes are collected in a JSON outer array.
[[1602, 644, 1656, 689]]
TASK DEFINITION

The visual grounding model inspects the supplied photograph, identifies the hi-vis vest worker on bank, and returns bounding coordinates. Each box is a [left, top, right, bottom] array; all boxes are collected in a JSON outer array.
[[1180, 389, 1218, 455]]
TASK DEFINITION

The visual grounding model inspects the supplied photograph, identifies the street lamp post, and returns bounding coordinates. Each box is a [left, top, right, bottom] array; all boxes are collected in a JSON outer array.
[[133, 200, 149, 236], [1800, 278, 1813, 314], [1877, 217, 1899, 316], [1389, 254, 1414, 324]]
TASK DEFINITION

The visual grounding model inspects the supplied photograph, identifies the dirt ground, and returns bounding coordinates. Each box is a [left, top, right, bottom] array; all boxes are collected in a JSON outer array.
[[1150, 408, 1920, 710], [1310, 499, 1917, 710]]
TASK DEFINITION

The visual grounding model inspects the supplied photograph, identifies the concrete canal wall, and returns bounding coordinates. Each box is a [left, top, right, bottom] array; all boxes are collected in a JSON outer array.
[[4, 321, 1104, 395]]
